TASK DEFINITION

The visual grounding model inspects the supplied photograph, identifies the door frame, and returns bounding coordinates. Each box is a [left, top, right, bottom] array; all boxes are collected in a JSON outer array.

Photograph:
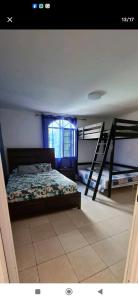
[[124, 186, 138, 282], [0, 155, 19, 282], [0, 229, 9, 282]]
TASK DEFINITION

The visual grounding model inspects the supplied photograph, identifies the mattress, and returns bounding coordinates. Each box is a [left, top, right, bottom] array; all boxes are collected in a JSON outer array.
[[7, 169, 77, 203], [78, 168, 138, 192]]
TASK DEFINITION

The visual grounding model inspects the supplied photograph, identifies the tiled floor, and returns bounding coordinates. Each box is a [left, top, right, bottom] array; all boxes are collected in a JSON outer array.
[[11, 183, 135, 283]]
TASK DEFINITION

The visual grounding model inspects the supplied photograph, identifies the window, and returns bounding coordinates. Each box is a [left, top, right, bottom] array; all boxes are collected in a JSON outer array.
[[48, 119, 76, 158]]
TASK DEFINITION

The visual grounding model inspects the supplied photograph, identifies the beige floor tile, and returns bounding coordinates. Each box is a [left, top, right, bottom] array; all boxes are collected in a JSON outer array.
[[98, 205, 123, 217], [82, 268, 117, 283], [52, 219, 76, 235], [99, 215, 132, 237], [15, 244, 36, 271], [19, 266, 39, 283], [109, 260, 126, 282], [58, 230, 88, 253], [47, 211, 70, 223], [34, 236, 64, 264], [13, 183, 133, 285], [30, 223, 56, 242], [92, 236, 125, 267], [12, 226, 32, 247], [38, 255, 78, 283], [12, 219, 29, 230], [67, 245, 106, 281], [28, 215, 49, 227], [66, 209, 91, 228], [83, 206, 112, 224], [79, 222, 110, 245], [111, 231, 130, 254], [119, 213, 132, 227]]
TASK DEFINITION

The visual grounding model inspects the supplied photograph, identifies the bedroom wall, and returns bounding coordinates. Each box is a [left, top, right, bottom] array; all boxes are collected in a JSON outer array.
[[0, 108, 42, 151], [77, 117, 97, 164], [77, 116, 112, 164], [114, 111, 138, 166]]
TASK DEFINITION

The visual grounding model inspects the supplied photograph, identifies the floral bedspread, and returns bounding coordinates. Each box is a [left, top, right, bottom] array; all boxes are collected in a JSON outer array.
[[7, 170, 77, 203]]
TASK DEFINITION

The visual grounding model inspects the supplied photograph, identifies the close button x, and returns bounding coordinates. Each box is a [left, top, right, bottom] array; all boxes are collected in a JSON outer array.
[[6, 17, 13, 23]]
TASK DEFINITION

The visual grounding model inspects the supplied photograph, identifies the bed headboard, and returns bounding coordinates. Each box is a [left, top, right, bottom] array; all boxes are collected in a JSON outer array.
[[7, 148, 56, 173]]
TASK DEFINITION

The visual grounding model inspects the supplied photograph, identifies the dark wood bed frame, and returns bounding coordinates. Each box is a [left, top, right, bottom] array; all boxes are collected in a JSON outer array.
[[7, 148, 81, 220]]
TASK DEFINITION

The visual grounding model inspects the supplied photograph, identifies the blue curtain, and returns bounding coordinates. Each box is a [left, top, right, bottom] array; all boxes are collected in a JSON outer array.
[[42, 115, 78, 169]]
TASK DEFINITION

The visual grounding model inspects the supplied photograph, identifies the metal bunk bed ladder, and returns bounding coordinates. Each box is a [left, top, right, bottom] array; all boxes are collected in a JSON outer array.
[[85, 123, 114, 200]]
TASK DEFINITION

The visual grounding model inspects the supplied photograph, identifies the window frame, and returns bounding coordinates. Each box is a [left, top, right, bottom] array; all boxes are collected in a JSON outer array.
[[48, 120, 76, 159]]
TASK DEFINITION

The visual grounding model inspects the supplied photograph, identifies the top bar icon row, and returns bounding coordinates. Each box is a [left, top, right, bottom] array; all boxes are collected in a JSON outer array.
[[32, 3, 50, 9]]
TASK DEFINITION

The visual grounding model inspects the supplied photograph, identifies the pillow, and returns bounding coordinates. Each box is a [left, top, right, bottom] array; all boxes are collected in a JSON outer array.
[[34, 163, 52, 172], [17, 163, 52, 175], [17, 165, 38, 175]]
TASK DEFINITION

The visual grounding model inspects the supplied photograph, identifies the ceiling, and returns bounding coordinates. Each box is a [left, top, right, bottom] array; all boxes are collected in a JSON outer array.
[[0, 30, 138, 116]]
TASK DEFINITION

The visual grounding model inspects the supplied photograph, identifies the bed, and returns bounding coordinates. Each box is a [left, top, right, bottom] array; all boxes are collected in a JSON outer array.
[[78, 166, 138, 192], [7, 148, 81, 220]]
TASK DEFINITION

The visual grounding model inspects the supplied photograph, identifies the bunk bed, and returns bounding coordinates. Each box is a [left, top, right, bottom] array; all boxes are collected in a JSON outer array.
[[78, 118, 138, 200]]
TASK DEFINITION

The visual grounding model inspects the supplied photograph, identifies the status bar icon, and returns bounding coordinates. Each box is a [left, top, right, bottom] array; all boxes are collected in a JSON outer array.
[[39, 3, 44, 9], [45, 3, 50, 9], [32, 3, 37, 9]]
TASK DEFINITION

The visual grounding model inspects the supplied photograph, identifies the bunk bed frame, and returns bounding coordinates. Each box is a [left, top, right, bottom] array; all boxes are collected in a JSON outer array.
[[78, 118, 138, 200]]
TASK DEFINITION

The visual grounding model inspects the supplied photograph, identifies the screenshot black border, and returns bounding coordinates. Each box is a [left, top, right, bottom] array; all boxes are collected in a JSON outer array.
[[0, 1, 138, 29]]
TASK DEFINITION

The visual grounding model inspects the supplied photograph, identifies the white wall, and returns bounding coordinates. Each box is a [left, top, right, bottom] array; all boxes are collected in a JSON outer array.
[[0, 108, 42, 150], [77, 117, 96, 164], [77, 116, 110, 164], [114, 111, 138, 166]]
